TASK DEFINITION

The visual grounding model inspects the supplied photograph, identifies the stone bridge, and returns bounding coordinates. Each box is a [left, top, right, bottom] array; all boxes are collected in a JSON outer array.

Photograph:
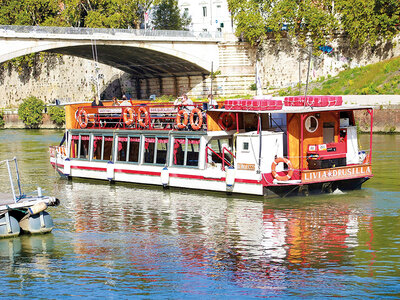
[[0, 25, 223, 78]]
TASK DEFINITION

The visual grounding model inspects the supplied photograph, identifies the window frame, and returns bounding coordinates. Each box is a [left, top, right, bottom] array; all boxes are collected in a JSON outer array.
[[172, 136, 201, 168], [143, 135, 170, 166], [73, 133, 90, 160], [116, 135, 141, 164], [91, 134, 114, 162]]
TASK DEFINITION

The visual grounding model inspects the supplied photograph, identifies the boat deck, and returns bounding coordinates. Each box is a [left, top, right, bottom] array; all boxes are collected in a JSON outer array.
[[0, 193, 15, 206]]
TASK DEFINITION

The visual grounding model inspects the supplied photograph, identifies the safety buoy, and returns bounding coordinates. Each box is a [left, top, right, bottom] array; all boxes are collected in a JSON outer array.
[[218, 112, 235, 131], [176, 109, 189, 129], [137, 107, 149, 128], [123, 107, 135, 126], [271, 157, 294, 181], [190, 108, 203, 130], [78, 109, 88, 128]]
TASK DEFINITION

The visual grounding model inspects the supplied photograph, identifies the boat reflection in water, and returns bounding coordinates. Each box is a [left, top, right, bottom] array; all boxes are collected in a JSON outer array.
[[62, 181, 376, 292], [0, 234, 56, 277]]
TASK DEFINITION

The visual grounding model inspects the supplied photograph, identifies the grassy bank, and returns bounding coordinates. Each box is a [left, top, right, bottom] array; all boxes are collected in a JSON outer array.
[[278, 56, 400, 96]]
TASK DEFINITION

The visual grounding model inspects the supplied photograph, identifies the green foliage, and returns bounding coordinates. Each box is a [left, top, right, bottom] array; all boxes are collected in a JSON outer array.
[[155, 95, 176, 102], [0, 0, 60, 26], [277, 56, 400, 95], [228, 0, 400, 47], [152, 0, 191, 30], [0, 110, 5, 128], [48, 105, 65, 126], [250, 83, 257, 90], [0, 0, 160, 29], [18, 96, 44, 128]]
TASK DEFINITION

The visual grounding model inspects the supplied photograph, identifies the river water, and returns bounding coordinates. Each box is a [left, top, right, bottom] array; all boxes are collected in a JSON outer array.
[[0, 130, 399, 298]]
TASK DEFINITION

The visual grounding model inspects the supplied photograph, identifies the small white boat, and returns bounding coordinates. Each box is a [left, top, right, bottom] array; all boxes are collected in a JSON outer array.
[[0, 158, 59, 238]]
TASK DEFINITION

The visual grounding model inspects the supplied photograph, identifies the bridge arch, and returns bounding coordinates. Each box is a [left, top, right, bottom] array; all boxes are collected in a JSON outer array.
[[0, 26, 221, 78]]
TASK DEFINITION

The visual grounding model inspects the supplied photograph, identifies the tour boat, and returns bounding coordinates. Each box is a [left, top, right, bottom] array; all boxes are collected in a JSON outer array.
[[49, 95, 373, 197], [1, 157, 59, 238]]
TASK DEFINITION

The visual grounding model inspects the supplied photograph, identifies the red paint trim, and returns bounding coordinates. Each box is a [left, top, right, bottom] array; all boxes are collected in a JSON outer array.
[[114, 168, 261, 184], [71, 165, 107, 172], [235, 178, 262, 184], [51, 162, 64, 168], [114, 169, 161, 176], [55, 162, 263, 185], [169, 173, 225, 181]]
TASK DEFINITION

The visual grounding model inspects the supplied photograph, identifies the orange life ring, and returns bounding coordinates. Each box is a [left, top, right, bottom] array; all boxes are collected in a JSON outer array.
[[271, 157, 294, 181], [218, 112, 235, 131], [190, 108, 203, 130], [176, 109, 189, 129], [123, 107, 135, 126], [137, 106, 149, 128], [78, 109, 88, 128]]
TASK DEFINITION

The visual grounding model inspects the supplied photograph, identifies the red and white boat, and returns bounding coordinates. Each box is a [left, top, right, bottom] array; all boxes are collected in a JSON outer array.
[[49, 95, 373, 197]]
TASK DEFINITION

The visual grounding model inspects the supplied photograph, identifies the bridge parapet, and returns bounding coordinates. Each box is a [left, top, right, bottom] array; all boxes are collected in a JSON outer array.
[[0, 25, 223, 42]]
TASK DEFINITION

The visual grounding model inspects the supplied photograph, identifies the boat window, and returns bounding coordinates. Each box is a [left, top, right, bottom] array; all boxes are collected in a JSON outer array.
[[103, 137, 113, 161], [173, 137, 200, 167], [156, 138, 169, 165], [70, 135, 78, 158], [116, 136, 140, 163], [305, 116, 318, 133], [143, 137, 169, 165], [340, 111, 355, 126], [70, 134, 90, 159], [92, 135, 113, 161], [117, 136, 128, 162], [323, 122, 335, 144], [128, 137, 140, 163], [144, 137, 156, 164]]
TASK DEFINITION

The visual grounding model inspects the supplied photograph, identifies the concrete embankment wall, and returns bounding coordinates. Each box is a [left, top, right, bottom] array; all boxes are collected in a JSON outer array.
[[1, 34, 400, 107], [3, 111, 60, 129]]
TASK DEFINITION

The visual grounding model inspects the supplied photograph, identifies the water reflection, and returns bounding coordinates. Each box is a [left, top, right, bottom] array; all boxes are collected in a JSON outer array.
[[0, 234, 58, 279], [0, 130, 399, 297], [58, 181, 387, 292]]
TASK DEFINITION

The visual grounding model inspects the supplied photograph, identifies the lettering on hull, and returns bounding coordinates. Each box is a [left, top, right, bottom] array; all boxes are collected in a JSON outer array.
[[237, 163, 256, 171], [301, 165, 372, 183]]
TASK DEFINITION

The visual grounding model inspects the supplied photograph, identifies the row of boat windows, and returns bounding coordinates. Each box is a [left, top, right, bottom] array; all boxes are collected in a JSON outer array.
[[70, 134, 200, 167]]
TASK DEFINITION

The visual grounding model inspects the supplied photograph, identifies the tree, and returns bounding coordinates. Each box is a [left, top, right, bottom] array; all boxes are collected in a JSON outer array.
[[152, 0, 191, 30], [227, 0, 400, 48], [0, 0, 160, 29], [0, 110, 5, 128], [48, 106, 65, 126], [0, 0, 60, 26], [61, 0, 160, 29], [18, 96, 44, 128]]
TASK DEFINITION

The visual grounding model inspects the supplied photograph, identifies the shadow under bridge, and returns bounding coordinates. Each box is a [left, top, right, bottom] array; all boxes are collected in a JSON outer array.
[[48, 44, 209, 79]]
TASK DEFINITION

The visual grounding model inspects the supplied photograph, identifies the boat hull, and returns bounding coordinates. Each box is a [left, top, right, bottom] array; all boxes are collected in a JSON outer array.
[[266, 177, 370, 197], [51, 157, 371, 197]]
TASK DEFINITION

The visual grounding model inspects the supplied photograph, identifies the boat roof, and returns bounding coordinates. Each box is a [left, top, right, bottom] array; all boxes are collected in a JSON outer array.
[[211, 104, 373, 114]]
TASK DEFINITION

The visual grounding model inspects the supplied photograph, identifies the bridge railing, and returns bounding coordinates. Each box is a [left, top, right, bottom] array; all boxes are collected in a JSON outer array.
[[0, 25, 223, 39]]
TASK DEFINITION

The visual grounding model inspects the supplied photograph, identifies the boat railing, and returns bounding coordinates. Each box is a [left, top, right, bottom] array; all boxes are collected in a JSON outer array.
[[49, 145, 67, 158], [206, 146, 235, 170], [0, 157, 22, 202], [75, 102, 207, 131]]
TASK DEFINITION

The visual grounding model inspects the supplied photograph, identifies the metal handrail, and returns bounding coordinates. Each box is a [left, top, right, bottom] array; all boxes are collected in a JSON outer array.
[[0, 25, 223, 40], [75, 102, 205, 131], [206, 146, 235, 170], [0, 157, 22, 202]]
